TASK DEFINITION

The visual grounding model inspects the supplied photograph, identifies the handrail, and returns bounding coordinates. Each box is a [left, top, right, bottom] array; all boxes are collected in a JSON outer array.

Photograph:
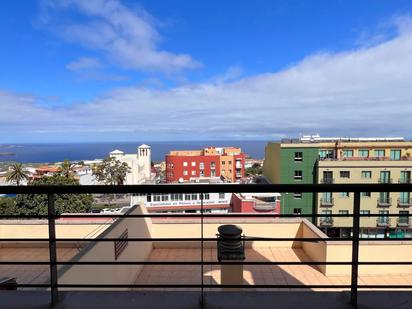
[[1, 183, 412, 308]]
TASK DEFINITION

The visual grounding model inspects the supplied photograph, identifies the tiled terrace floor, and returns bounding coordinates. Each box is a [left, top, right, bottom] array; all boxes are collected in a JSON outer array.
[[134, 248, 412, 291], [0, 247, 78, 285]]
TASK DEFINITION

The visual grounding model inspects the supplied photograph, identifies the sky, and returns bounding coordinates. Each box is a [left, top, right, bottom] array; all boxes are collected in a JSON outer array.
[[1, 0, 412, 143]]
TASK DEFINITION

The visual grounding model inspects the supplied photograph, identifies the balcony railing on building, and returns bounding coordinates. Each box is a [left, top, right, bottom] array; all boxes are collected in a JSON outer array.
[[399, 178, 412, 184], [320, 197, 334, 207], [377, 197, 392, 207], [319, 217, 333, 227], [377, 217, 391, 227], [253, 201, 277, 211], [397, 217, 411, 227], [320, 178, 334, 184], [398, 198, 412, 207], [378, 178, 393, 184]]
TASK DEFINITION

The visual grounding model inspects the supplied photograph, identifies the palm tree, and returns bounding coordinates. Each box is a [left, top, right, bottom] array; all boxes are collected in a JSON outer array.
[[6, 163, 30, 185], [59, 160, 75, 178]]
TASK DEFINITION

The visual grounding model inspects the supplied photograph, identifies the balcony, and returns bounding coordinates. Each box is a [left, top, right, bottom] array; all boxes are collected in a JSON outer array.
[[399, 178, 412, 184], [319, 217, 333, 227], [376, 218, 391, 227], [378, 178, 392, 184], [1, 183, 412, 309], [377, 197, 392, 207], [235, 161, 242, 169], [397, 217, 411, 227], [320, 198, 334, 207], [398, 198, 412, 207], [320, 178, 334, 184], [253, 202, 277, 211]]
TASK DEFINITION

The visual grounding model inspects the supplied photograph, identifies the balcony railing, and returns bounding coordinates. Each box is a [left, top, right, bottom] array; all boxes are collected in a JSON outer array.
[[377, 197, 392, 207], [320, 178, 334, 184], [398, 198, 412, 207], [397, 217, 411, 227], [399, 178, 412, 184], [319, 217, 334, 226], [378, 178, 392, 184], [1, 183, 412, 308], [376, 217, 391, 227], [320, 198, 334, 207]]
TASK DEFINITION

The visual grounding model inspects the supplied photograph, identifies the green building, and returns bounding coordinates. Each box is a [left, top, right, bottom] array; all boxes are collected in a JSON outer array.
[[263, 141, 319, 219]]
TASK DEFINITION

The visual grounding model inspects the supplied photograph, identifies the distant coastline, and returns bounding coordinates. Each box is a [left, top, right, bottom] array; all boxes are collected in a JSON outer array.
[[0, 152, 15, 157]]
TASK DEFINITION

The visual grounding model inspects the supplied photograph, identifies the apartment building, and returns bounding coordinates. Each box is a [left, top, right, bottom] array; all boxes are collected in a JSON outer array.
[[263, 135, 412, 236], [165, 147, 245, 183]]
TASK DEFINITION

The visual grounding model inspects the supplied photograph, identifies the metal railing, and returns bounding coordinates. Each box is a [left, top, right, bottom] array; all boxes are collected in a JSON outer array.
[[377, 197, 392, 207], [320, 178, 334, 184], [398, 197, 412, 207], [1, 183, 412, 308], [320, 197, 334, 206]]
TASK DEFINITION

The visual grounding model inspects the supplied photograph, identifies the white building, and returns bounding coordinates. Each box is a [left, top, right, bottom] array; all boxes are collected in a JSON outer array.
[[109, 144, 153, 185]]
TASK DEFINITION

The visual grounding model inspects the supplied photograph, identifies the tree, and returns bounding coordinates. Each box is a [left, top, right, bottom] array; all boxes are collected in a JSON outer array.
[[15, 175, 93, 215], [0, 197, 17, 216], [59, 160, 75, 178], [6, 163, 30, 185], [92, 157, 131, 185], [245, 163, 263, 176]]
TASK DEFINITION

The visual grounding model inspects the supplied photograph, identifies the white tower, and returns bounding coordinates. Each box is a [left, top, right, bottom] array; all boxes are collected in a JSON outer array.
[[137, 144, 151, 181]]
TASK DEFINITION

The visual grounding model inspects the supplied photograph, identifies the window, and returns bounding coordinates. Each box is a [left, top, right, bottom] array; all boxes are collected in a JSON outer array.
[[360, 210, 370, 215], [200, 170, 205, 177], [400, 192, 410, 204], [361, 171, 372, 179], [294, 170, 302, 180], [153, 194, 161, 202], [210, 162, 216, 169], [361, 192, 371, 197], [378, 210, 389, 225], [293, 192, 302, 199], [222, 161, 225, 165], [191, 194, 197, 200], [322, 192, 332, 202], [339, 210, 349, 215], [185, 194, 191, 200], [211, 170, 216, 177], [191, 170, 196, 176], [294, 152, 303, 161], [169, 163, 174, 169], [161, 194, 169, 201], [390, 150, 401, 160], [374, 149, 385, 157], [203, 193, 210, 200], [191, 161, 196, 167], [400, 171, 411, 183], [219, 193, 225, 199], [379, 171, 391, 183], [199, 162, 205, 169], [359, 149, 369, 157], [339, 192, 350, 198], [228, 161, 232, 165], [293, 208, 302, 215], [399, 211, 409, 225], [183, 161, 188, 166], [319, 150, 334, 159], [340, 171, 350, 178], [322, 171, 333, 183], [147, 194, 152, 202], [183, 170, 188, 176], [342, 150, 353, 158]]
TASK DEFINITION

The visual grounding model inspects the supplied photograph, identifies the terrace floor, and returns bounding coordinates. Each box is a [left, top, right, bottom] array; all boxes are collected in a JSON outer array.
[[134, 247, 412, 291], [0, 247, 79, 285]]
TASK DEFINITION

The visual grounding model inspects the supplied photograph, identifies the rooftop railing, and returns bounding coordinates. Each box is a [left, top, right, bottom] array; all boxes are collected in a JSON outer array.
[[1, 183, 412, 308]]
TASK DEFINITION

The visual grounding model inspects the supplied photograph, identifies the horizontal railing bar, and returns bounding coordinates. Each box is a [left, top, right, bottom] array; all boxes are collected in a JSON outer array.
[[1, 261, 412, 266], [2, 237, 412, 242], [5, 283, 412, 289], [1, 213, 411, 219], [2, 183, 412, 194]]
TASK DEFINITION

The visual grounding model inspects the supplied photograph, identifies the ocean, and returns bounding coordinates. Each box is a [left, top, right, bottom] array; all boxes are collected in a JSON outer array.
[[0, 140, 270, 163]]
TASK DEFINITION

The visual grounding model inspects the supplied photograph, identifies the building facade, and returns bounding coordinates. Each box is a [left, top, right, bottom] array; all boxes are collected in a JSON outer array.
[[165, 147, 245, 183], [109, 144, 153, 185], [263, 135, 412, 235]]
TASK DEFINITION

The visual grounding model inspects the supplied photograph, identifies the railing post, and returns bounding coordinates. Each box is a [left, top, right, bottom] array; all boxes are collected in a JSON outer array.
[[350, 191, 361, 307], [48, 193, 59, 306], [200, 192, 204, 308]]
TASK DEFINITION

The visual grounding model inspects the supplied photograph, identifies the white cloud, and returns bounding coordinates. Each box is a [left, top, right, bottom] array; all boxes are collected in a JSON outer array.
[[40, 0, 201, 73], [66, 57, 102, 71], [3, 16, 412, 141]]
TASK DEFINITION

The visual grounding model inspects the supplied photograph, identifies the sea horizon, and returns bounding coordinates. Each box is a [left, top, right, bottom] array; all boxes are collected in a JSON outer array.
[[0, 140, 273, 164]]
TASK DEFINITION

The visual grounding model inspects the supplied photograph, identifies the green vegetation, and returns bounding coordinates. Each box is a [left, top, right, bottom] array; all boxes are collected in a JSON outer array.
[[0, 197, 17, 216], [245, 163, 263, 176], [5, 163, 30, 185], [14, 175, 93, 216], [92, 157, 131, 185], [58, 159, 74, 178]]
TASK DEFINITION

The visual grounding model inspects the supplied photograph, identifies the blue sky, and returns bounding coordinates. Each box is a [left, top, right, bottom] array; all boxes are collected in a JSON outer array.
[[1, 0, 412, 142]]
